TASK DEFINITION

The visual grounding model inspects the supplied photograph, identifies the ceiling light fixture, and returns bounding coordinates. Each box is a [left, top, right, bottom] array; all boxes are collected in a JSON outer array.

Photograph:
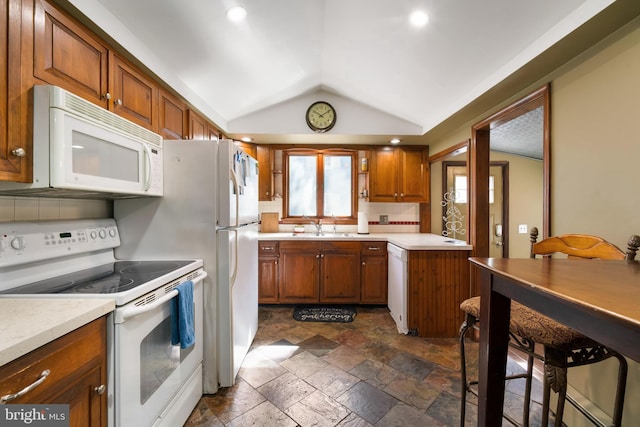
[[226, 6, 247, 23], [409, 10, 429, 27], [390, 138, 401, 144], [241, 137, 252, 142]]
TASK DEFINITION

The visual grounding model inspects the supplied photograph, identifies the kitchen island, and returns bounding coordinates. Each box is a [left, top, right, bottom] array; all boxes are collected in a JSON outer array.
[[258, 233, 472, 337]]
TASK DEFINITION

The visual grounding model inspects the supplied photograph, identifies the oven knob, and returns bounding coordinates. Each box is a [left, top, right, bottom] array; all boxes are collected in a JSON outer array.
[[10, 237, 25, 251], [108, 228, 117, 238], [99, 229, 107, 239]]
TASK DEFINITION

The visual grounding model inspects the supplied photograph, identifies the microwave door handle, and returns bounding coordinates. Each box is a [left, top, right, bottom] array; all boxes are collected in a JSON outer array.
[[142, 144, 152, 191], [114, 272, 208, 323]]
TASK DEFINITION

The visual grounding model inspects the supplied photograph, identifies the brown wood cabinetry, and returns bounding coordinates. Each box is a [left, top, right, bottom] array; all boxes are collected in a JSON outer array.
[[407, 250, 471, 337], [258, 241, 279, 303], [278, 241, 320, 303], [109, 53, 158, 131], [319, 241, 360, 303], [159, 88, 188, 140], [188, 110, 207, 140], [360, 241, 387, 304], [0, 317, 108, 426], [369, 146, 429, 203], [257, 145, 273, 201], [33, 0, 109, 107]]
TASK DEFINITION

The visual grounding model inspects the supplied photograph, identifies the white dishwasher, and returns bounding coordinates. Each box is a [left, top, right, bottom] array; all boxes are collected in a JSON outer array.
[[387, 243, 409, 334]]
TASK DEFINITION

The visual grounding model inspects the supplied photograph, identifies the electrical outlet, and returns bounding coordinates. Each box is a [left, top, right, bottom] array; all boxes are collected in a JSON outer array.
[[379, 215, 389, 224], [518, 224, 528, 234]]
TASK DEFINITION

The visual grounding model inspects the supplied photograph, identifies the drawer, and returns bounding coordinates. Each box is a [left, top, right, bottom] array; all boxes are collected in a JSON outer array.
[[361, 241, 387, 256], [259, 241, 279, 255], [0, 317, 106, 404]]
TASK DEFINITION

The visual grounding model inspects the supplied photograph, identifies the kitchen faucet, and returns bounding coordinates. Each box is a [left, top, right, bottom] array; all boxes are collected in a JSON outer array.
[[310, 219, 323, 235]]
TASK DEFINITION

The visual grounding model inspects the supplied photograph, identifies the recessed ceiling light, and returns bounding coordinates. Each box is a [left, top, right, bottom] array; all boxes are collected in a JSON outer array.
[[226, 6, 247, 23], [241, 137, 252, 142], [390, 138, 401, 144], [409, 10, 429, 27]]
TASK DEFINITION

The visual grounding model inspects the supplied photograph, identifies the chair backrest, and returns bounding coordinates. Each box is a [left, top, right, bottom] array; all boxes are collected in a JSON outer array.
[[529, 227, 640, 261]]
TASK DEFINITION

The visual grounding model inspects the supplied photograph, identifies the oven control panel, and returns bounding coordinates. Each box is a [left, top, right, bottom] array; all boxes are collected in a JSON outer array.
[[0, 219, 120, 268]]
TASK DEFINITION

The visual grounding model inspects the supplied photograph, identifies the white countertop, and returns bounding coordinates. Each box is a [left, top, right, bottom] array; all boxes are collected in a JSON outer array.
[[258, 232, 472, 250], [0, 299, 115, 367]]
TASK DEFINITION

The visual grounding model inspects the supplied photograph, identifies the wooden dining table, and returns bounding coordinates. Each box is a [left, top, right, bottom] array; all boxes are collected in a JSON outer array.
[[469, 257, 640, 426]]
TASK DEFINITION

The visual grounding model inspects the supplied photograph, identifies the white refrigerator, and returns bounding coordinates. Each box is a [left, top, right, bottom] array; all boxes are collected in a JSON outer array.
[[113, 139, 259, 393]]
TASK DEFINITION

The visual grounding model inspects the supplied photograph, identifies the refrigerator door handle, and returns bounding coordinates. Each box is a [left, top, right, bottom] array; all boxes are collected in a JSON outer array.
[[228, 167, 241, 227], [230, 230, 239, 288]]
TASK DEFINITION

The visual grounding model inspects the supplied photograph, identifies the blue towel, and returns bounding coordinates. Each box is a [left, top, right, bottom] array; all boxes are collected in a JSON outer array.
[[171, 280, 195, 349]]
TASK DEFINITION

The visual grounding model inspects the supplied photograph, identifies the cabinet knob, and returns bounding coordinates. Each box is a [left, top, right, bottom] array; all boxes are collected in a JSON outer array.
[[94, 384, 106, 395], [274, 261, 278, 265], [362, 261, 366, 265], [394, 193, 398, 197], [114, 99, 123, 106], [400, 193, 404, 197], [101, 92, 111, 100], [316, 254, 320, 259], [11, 148, 26, 157]]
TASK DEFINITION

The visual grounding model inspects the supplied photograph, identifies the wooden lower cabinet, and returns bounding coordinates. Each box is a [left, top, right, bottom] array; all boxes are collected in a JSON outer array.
[[0, 317, 108, 427], [259, 240, 377, 305], [360, 241, 387, 304], [407, 250, 471, 338], [258, 241, 279, 303], [319, 241, 360, 303]]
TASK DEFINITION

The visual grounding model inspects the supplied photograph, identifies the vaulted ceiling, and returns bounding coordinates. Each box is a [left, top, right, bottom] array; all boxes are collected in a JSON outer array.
[[65, 0, 635, 147]]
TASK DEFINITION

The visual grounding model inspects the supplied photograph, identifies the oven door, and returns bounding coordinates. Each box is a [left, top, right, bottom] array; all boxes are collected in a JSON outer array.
[[113, 273, 204, 427]]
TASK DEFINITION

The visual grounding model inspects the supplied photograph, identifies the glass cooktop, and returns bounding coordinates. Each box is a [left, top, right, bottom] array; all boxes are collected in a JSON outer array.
[[3, 260, 195, 295]]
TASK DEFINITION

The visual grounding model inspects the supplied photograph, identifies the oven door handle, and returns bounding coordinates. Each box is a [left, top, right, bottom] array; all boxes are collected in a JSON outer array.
[[115, 272, 207, 324]]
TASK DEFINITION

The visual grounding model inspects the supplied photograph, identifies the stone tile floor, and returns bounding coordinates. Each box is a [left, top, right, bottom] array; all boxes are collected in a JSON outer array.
[[185, 306, 551, 426]]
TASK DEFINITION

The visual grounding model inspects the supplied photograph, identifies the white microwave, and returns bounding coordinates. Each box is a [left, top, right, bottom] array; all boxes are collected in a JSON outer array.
[[0, 85, 163, 198]]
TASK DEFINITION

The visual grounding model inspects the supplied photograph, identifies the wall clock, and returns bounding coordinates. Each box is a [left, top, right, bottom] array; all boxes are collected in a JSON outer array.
[[305, 101, 336, 133]]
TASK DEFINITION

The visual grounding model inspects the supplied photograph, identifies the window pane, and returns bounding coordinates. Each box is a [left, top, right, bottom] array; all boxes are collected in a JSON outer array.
[[489, 175, 495, 204], [454, 174, 467, 204], [324, 155, 352, 217], [288, 156, 317, 216]]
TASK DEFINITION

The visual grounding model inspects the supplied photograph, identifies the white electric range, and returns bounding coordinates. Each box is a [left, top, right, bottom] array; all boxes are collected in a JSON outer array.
[[0, 219, 206, 427]]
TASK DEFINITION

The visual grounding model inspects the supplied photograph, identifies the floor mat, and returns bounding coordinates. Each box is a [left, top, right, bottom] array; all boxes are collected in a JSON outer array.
[[293, 306, 356, 323]]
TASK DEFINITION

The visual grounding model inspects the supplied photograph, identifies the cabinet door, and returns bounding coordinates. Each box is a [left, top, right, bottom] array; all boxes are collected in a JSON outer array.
[[188, 110, 207, 140], [159, 88, 187, 139], [207, 124, 221, 140], [360, 242, 388, 304], [278, 241, 320, 303], [257, 145, 273, 201], [319, 242, 360, 303], [399, 147, 429, 202], [361, 256, 387, 304], [369, 148, 399, 202], [0, 0, 29, 181], [110, 53, 158, 131], [258, 256, 279, 303], [33, 0, 109, 107]]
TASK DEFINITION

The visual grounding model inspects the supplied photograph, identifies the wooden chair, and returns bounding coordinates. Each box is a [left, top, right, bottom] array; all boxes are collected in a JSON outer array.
[[459, 228, 640, 426]]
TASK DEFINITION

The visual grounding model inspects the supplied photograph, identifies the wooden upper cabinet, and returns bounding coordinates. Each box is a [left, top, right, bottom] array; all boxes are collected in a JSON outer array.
[[159, 88, 188, 140], [188, 110, 207, 140], [207, 124, 220, 140], [257, 145, 273, 201], [399, 147, 429, 202], [109, 53, 158, 131], [1, 0, 30, 182], [369, 146, 429, 203], [33, 0, 108, 108]]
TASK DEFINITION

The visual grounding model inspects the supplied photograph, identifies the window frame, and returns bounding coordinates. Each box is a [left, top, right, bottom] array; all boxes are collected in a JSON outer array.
[[282, 148, 358, 224]]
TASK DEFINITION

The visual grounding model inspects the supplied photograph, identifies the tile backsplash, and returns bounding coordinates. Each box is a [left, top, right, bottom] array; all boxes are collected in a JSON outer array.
[[0, 196, 112, 222], [258, 199, 420, 233]]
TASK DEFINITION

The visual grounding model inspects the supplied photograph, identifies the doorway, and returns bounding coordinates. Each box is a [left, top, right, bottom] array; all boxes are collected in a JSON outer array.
[[469, 84, 550, 286]]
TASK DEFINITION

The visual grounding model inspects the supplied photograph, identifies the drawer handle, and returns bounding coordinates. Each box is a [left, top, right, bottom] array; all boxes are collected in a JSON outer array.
[[367, 247, 381, 251], [261, 246, 275, 251], [0, 369, 50, 404]]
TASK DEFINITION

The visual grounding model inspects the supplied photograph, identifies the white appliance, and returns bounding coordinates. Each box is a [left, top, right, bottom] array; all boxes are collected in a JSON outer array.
[[0, 85, 163, 198], [0, 219, 205, 427], [114, 139, 260, 391], [387, 243, 409, 334]]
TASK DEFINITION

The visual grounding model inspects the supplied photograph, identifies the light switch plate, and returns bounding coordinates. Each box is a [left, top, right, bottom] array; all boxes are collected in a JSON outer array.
[[379, 215, 389, 224], [518, 224, 528, 234]]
